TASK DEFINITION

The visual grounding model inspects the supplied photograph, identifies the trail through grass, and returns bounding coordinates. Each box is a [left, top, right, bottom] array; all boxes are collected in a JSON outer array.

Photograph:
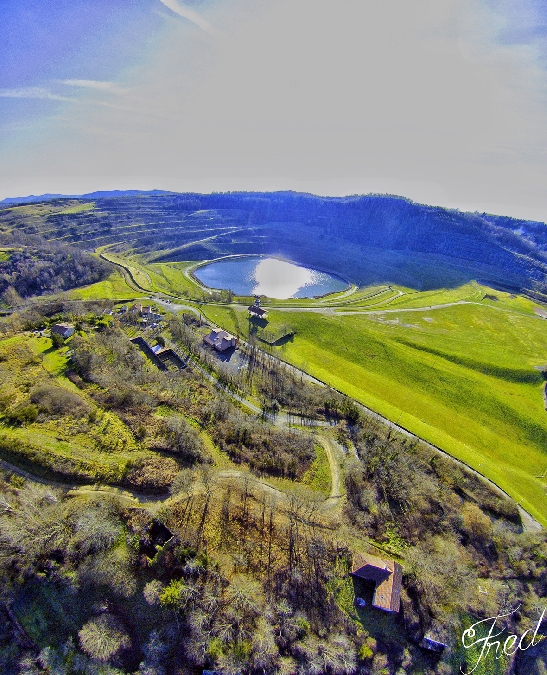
[[202, 292, 547, 525]]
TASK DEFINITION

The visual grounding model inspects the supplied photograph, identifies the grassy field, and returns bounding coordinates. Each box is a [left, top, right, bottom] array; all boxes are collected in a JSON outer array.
[[67, 269, 147, 300], [57, 202, 95, 215], [0, 335, 147, 483], [302, 442, 331, 496], [99, 252, 154, 291], [147, 261, 204, 297], [201, 286, 547, 525], [97, 250, 202, 298]]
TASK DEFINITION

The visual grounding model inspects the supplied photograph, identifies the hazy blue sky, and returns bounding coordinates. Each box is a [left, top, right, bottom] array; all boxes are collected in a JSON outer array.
[[1, 0, 547, 220]]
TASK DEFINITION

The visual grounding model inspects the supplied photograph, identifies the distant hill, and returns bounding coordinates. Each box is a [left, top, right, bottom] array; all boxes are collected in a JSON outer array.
[[0, 193, 80, 205], [0, 189, 175, 205], [1, 191, 546, 293]]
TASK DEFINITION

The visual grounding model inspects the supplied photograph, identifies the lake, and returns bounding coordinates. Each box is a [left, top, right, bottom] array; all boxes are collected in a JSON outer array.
[[193, 256, 348, 299]]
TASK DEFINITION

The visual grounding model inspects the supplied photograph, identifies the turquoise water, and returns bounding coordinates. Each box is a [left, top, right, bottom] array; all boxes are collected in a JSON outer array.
[[194, 256, 348, 299]]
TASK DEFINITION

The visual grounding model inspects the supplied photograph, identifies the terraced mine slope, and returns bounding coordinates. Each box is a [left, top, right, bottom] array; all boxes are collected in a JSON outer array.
[[2, 191, 547, 294]]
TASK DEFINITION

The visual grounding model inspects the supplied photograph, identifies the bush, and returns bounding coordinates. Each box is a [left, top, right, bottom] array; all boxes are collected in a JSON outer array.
[[170, 468, 196, 495], [358, 643, 373, 661], [210, 412, 315, 479], [50, 332, 64, 349], [124, 456, 179, 493], [143, 580, 164, 606], [461, 502, 493, 539], [163, 416, 206, 463], [5, 402, 38, 426], [67, 501, 121, 558], [77, 548, 137, 598], [78, 614, 131, 662], [30, 384, 90, 418]]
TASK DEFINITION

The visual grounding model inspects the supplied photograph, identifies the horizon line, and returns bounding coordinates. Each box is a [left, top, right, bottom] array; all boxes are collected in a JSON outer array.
[[1, 188, 545, 224]]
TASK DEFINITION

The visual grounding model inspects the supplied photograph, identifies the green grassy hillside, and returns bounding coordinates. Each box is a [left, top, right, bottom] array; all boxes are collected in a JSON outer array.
[[67, 268, 147, 300], [203, 288, 547, 525]]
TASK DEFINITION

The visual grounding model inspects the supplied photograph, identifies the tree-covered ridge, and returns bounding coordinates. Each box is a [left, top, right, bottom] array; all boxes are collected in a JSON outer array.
[[1, 192, 546, 292], [0, 239, 110, 304]]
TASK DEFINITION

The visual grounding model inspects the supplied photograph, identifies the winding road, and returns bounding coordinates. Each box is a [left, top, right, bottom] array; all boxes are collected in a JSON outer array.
[[27, 250, 544, 529], [156, 299, 542, 530]]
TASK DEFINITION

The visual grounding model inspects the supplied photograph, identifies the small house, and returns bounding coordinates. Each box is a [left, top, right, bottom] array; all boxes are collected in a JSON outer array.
[[51, 323, 75, 339], [248, 296, 267, 318], [203, 328, 238, 352], [351, 552, 403, 613]]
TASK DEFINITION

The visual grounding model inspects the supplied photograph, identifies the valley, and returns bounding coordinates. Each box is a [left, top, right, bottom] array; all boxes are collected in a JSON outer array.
[[0, 192, 546, 675]]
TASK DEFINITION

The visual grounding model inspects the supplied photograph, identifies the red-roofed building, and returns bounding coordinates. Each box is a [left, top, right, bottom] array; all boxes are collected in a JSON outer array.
[[351, 552, 403, 613]]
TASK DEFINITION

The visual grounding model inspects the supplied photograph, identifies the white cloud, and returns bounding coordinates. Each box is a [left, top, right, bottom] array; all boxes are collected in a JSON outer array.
[[0, 87, 75, 102], [62, 80, 130, 96], [2, 0, 547, 222], [0, 83, 176, 122], [158, 0, 224, 38]]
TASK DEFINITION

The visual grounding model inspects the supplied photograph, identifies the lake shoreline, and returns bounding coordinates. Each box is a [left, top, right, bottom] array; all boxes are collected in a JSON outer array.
[[191, 253, 351, 299]]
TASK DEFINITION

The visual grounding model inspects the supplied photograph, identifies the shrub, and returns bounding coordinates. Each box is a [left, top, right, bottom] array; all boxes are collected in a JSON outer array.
[[5, 402, 38, 426], [50, 332, 64, 349], [358, 643, 373, 661], [295, 617, 310, 636], [163, 416, 206, 463], [159, 579, 186, 609], [78, 548, 137, 598], [462, 502, 493, 539], [210, 410, 315, 479], [78, 614, 131, 662], [143, 580, 164, 606], [30, 384, 90, 418], [124, 456, 179, 493], [67, 501, 121, 558], [170, 468, 196, 496]]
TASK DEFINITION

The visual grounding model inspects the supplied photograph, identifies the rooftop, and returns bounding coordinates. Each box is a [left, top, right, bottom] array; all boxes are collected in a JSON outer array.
[[351, 552, 403, 613], [203, 328, 237, 352]]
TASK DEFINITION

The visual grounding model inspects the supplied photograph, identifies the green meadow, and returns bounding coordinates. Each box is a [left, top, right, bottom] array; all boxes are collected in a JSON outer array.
[[57, 202, 95, 215], [96, 250, 203, 297], [67, 269, 147, 300], [58, 245, 547, 525], [202, 287, 547, 525]]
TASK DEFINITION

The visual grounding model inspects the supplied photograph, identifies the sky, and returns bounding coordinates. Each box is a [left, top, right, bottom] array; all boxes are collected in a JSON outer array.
[[1, 0, 547, 221]]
